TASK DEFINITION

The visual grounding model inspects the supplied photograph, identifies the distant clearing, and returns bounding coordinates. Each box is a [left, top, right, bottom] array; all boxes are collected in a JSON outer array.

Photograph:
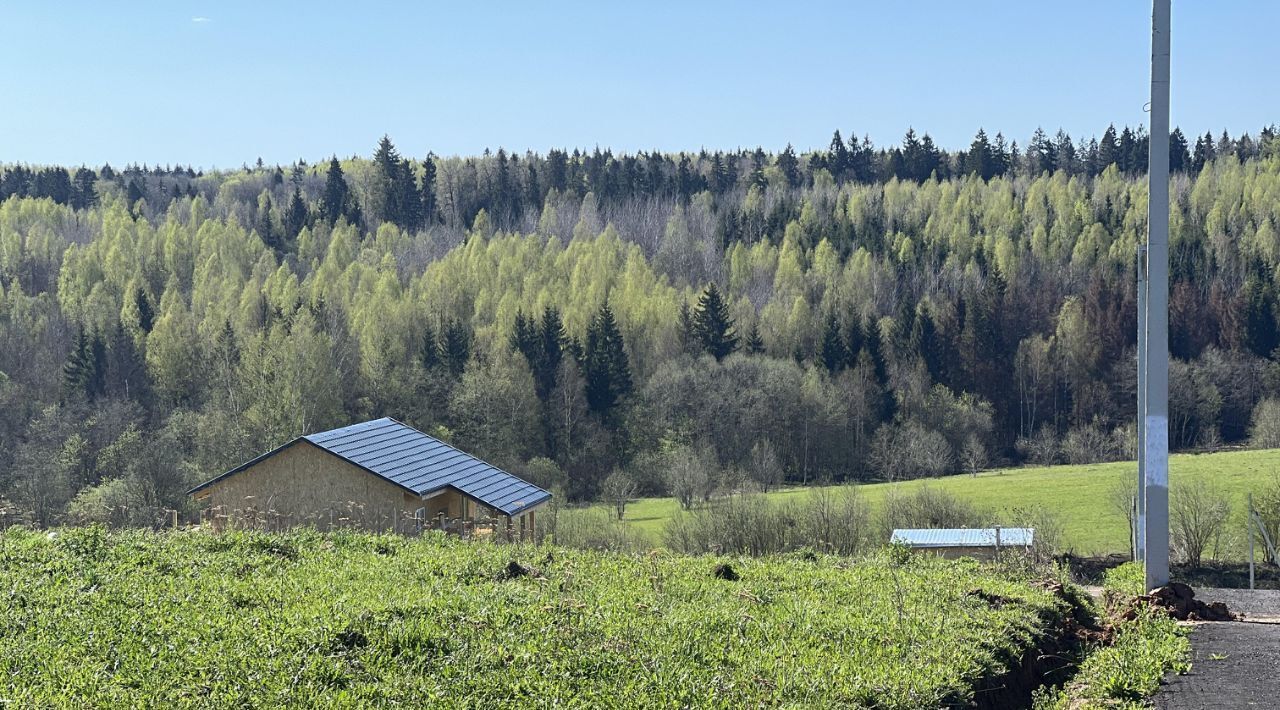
[[618, 448, 1280, 556]]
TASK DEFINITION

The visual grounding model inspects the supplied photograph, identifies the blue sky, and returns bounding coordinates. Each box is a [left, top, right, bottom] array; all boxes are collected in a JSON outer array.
[[1, 1, 1276, 168]]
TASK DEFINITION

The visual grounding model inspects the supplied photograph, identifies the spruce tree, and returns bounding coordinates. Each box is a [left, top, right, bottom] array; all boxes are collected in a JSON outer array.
[[692, 283, 738, 361], [582, 302, 632, 416], [63, 327, 106, 401], [441, 320, 471, 376], [320, 157, 357, 225], [536, 306, 566, 401], [134, 288, 155, 334], [820, 314, 845, 373], [421, 157, 439, 225], [745, 322, 765, 355], [284, 186, 308, 240]]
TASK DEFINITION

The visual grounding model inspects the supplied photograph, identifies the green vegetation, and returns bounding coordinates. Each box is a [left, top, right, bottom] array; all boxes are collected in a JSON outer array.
[[1037, 563, 1191, 709], [2, 527, 1079, 708], [611, 448, 1280, 556], [5, 130, 1280, 529]]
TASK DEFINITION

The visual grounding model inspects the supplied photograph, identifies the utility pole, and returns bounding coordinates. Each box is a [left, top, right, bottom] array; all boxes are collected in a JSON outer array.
[[1143, 0, 1171, 591], [1136, 245, 1147, 563]]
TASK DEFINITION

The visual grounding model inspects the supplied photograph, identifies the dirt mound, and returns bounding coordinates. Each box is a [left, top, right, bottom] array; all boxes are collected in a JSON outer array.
[[500, 560, 542, 580], [713, 563, 739, 581], [1136, 582, 1237, 621]]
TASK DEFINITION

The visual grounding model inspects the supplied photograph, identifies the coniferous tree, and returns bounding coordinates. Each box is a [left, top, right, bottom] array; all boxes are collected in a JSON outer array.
[[582, 302, 632, 416], [104, 321, 148, 402], [63, 327, 106, 402], [419, 323, 440, 371], [820, 314, 845, 373], [284, 186, 308, 240], [536, 306, 566, 402], [134, 289, 155, 334], [1170, 128, 1191, 173], [692, 283, 738, 361], [421, 156, 439, 225], [70, 167, 97, 209], [745, 322, 765, 355], [320, 157, 358, 225], [441, 320, 471, 376]]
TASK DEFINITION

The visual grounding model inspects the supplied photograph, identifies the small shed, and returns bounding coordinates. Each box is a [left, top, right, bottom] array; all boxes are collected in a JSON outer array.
[[890, 528, 1034, 560], [190, 417, 551, 537]]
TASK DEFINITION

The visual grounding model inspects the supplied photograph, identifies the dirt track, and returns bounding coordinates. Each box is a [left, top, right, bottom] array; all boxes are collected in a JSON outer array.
[[1153, 589, 1280, 709]]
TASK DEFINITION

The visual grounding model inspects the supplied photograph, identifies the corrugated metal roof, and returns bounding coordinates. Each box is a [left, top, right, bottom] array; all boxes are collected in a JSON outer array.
[[190, 418, 551, 516], [890, 528, 1034, 548]]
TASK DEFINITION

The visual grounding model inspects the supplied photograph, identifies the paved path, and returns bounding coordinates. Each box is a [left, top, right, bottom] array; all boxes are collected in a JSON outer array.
[[1153, 589, 1280, 709]]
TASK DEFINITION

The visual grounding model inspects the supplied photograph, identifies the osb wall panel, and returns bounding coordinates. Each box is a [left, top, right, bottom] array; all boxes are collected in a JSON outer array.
[[202, 442, 415, 532]]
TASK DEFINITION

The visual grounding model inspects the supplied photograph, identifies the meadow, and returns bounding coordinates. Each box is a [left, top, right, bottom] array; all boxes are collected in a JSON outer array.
[[618, 448, 1280, 556], [0, 527, 1076, 708]]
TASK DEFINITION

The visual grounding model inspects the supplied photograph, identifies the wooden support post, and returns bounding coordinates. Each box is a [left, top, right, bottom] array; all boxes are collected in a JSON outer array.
[[1249, 494, 1256, 591], [171, 509, 179, 531]]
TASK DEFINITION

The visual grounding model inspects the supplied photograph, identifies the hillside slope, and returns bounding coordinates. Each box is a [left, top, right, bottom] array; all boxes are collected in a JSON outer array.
[[622, 448, 1280, 555], [1, 528, 1073, 708]]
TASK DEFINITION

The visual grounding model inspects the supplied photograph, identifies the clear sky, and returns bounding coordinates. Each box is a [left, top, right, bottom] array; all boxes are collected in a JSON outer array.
[[1, 1, 1276, 168]]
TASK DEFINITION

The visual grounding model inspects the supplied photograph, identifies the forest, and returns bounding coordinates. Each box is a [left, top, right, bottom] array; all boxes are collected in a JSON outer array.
[[3, 124, 1280, 525]]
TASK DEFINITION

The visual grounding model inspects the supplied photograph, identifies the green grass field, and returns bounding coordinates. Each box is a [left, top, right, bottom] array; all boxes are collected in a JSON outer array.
[[619, 448, 1280, 556], [1, 527, 1075, 708]]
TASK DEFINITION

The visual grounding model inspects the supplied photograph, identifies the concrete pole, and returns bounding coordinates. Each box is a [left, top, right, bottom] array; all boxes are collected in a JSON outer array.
[[1143, 0, 1171, 592], [1136, 246, 1147, 563]]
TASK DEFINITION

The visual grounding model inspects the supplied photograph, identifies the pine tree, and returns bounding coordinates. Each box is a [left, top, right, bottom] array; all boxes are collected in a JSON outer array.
[[1170, 128, 1191, 173], [320, 157, 357, 225], [284, 186, 308, 240], [582, 302, 632, 416], [692, 283, 738, 361], [419, 323, 440, 371], [745, 322, 765, 355], [536, 306, 566, 401], [777, 144, 802, 188], [965, 128, 994, 180], [63, 327, 106, 401], [441, 320, 471, 376], [135, 289, 155, 334], [421, 156, 439, 225], [820, 314, 845, 373]]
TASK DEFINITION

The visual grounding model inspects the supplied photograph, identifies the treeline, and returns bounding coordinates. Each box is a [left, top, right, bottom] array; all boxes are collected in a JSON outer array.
[[3, 125, 1280, 526]]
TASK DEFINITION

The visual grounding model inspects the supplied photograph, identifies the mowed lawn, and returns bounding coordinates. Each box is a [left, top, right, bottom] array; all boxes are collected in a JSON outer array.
[[620, 448, 1280, 556]]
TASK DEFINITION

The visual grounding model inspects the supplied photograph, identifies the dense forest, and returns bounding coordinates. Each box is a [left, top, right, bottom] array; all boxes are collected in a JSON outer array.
[[3, 124, 1280, 526]]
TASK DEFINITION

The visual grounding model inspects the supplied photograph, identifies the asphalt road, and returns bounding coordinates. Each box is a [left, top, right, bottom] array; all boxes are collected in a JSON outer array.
[[1153, 589, 1280, 709]]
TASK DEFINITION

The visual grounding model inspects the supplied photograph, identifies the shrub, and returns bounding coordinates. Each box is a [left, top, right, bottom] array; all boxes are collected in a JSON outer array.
[[664, 444, 717, 510], [746, 440, 784, 493], [552, 506, 643, 552], [1015, 427, 1059, 466], [520, 457, 565, 491], [878, 486, 986, 541], [663, 487, 872, 557], [1249, 397, 1280, 449], [1170, 478, 1232, 567], [599, 470, 637, 520], [869, 422, 954, 481], [1060, 422, 1114, 465]]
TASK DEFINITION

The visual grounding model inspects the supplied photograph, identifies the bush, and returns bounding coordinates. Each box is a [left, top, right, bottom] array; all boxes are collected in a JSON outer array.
[[1060, 422, 1114, 465], [1251, 474, 1280, 559], [664, 444, 717, 510], [519, 457, 565, 492], [869, 422, 954, 481], [663, 487, 872, 557], [1015, 427, 1059, 466], [552, 506, 643, 552], [1170, 479, 1232, 567], [1249, 397, 1280, 449], [599, 470, 637, 520], [878, 486, 986, 541]]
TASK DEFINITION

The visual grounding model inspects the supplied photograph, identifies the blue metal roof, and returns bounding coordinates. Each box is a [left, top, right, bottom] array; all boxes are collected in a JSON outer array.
[[191, 418, 551, 516], [890, 528, 1034, 548]]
